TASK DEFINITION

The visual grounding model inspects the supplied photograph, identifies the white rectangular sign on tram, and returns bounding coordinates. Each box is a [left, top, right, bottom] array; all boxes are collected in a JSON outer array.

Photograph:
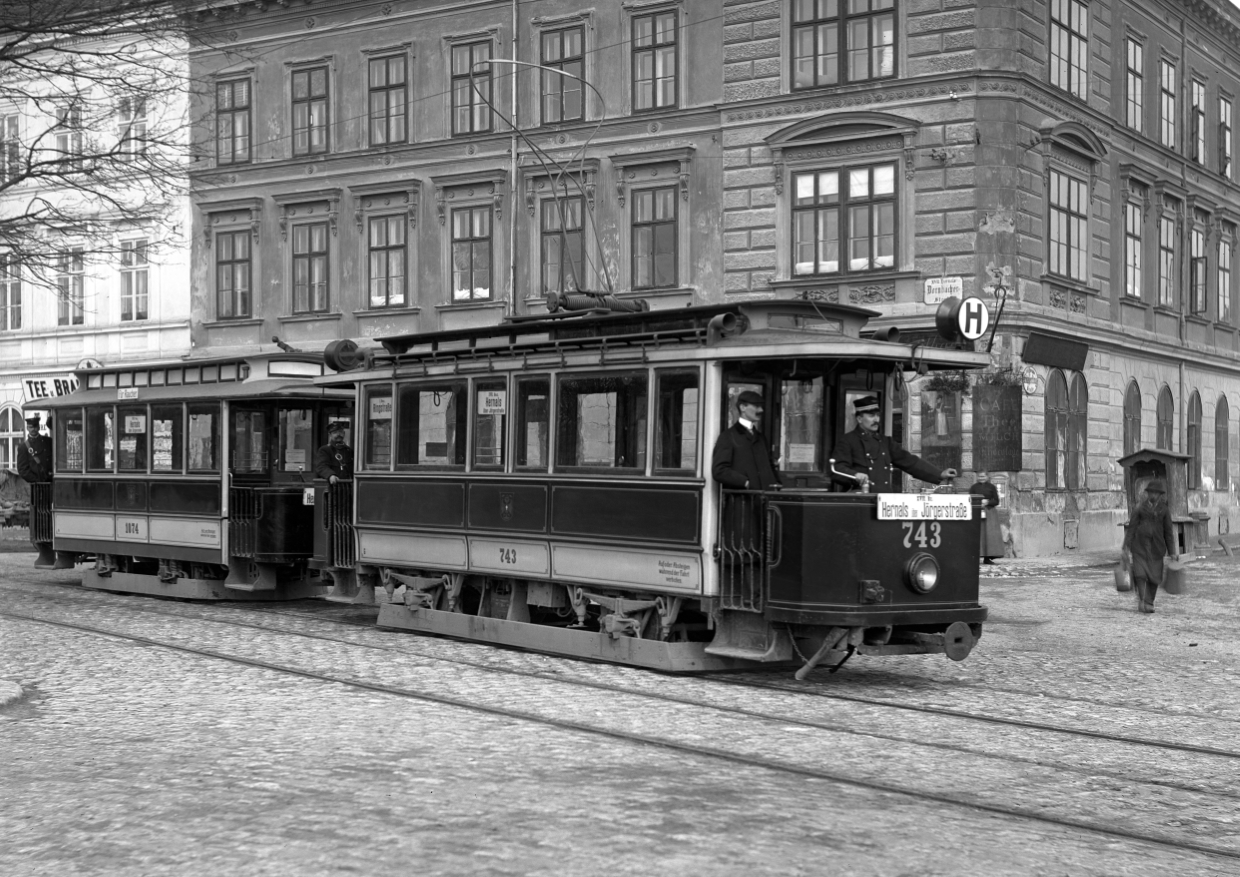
[[876, 493, 972, 521]]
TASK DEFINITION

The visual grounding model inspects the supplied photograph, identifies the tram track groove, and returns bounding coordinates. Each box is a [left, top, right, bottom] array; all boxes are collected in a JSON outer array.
[[4, 604, 1240, 863], [5, 579, 1240, 771]]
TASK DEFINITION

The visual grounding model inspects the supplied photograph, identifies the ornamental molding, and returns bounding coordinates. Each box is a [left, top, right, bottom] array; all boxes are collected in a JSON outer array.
[[349, 180, 422, 232], [431, 168, 508, 225], [201, 196, 263, 248], [725, 81, 971, 124], [530, 7, 595, 27], [848, 284, 895, 304], [765, 112, 919, 191], [1119, 163, 1157, 219], [521, 158, 600, 215], [611, 146, 694, 205], [272, 187, 342, 240]]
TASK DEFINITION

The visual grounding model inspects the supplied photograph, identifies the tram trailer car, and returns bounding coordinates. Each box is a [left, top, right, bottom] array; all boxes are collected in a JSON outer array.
[[322, 299, 990, 675], [38, 352, 355, 600]]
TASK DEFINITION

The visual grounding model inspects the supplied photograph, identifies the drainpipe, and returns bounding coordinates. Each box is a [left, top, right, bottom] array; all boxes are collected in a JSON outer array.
[[509, 0, 519, 317], [1179, 15, 1189, 453]]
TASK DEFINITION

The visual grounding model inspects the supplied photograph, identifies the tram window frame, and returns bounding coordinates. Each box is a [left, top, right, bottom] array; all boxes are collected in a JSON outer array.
[[86, 406, 116, 472], [395, 381, 468, 469], [515, 375, 551, 471], [275, 407, 315, 480], [654, 368, 701, 476], [472, 378, 507, 470], [779, 373, 826, 477], [555, 371, 648, 474], [149, 405, 183, 474], [57, 407, 85, 472], [363, 384, 393, 470], [116, 405, 149, 472], [231, 407, 270, 476], [187, 403, 221, 473]]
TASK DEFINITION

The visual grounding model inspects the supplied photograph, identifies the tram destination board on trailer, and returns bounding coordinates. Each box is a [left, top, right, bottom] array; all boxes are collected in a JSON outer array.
[[38, 352, 354, 600], [321, 298, 991, 675]]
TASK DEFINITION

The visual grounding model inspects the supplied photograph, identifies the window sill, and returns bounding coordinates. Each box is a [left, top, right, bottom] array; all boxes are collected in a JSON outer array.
[[278, 312, 343, 324], [202, 317, 263, 329], [434, 300, 504, 311], [353, 306, 421, 317], [1039, 274, 1096, 296], [1185, 313, 1211, 326], [1153, 305, 1179, 318], [1213, 320, 1235, 330], [770, 270, 920, 291]]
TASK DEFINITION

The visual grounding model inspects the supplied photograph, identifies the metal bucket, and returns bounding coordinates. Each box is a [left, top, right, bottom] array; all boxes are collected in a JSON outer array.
[[1163, 559, 1188, 595], [1114, 564, 1131, 592]]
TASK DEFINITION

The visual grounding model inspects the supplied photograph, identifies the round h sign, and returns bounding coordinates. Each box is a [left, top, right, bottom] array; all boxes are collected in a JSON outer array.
[[957, 296, 990, 340]]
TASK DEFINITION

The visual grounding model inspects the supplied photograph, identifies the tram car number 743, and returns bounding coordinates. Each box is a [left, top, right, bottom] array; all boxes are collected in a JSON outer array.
[[320, 299, 989, 677]]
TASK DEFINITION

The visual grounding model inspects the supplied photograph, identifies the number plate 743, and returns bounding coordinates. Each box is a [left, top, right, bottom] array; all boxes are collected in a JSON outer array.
[[901, 521, 942, 549]]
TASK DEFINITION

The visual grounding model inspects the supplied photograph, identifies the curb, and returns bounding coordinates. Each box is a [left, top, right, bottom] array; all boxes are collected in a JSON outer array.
[[0, 681, 24, 707]]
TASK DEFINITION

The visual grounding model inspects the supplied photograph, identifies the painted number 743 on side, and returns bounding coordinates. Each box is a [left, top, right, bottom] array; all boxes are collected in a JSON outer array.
[[901, 521, 942, 549]]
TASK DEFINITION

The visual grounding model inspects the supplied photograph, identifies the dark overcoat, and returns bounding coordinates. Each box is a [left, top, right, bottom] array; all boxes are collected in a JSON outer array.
[[1122, 499, 1176, 583], [313, 443, 354, 481], [17, 434, 53, 484], [711, 423, 780, 554], [969, 481, 1003, 558], [830, 428, 943, 492]]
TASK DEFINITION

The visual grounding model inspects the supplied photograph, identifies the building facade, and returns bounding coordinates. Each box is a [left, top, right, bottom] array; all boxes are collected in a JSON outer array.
[[187, 0, 1240, 556], [0, 30, 193, 469]]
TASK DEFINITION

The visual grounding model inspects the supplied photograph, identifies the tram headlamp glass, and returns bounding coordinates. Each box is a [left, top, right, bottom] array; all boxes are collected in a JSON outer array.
[[905, 553, 940, 593]]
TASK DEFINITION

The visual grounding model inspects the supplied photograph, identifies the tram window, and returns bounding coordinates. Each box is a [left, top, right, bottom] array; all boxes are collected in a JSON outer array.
[[187, 404, 220, 472], [364, 386, 393, 469], [515, 377, 550, 469], [150, 406, 183, 473], [86, 407, 115, 472], [57, 408, 84, 472], [278, 408, 314, 474], [780, 376, 825, 473], [556, 372, 648, 471], [232, 409, 268, 473], [395, 382, 467, 467], [117, 406, 149, 472], [473, 379, 506, 469], [655, 370, 699, 474]]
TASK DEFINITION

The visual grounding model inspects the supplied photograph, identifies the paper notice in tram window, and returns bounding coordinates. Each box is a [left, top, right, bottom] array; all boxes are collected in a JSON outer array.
[[125, 415, 146, 433], [286, 448, 306, 464], [787, 443, 816, 464], [370, 396, 393, 420], [876, 493, 973, 521]]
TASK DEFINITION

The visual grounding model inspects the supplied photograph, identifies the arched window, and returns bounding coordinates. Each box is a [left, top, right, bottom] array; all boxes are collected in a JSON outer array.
[[1045, 369, 1068, 488], [1187, 391, 1202, 489], [1068, 373, 1088, 489], [0, 407, 21, 471], [1156, 386, 1175, 450], [1216, 395, 1230, 491], [1123, 380, 1142, 456]]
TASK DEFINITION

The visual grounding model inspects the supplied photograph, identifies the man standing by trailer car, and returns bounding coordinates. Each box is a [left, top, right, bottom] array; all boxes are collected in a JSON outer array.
[[314, 420, 353, 484], [831, 395, 958, 492], [711, 390, 781, 493], [17, 413, 66, 568]]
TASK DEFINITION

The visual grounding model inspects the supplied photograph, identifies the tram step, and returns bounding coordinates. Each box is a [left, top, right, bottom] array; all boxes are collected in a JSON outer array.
[[704, 612, 794, 663]]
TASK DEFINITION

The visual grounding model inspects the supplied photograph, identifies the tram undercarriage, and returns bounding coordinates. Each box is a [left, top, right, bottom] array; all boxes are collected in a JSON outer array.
[[363, 568, 982, 675]]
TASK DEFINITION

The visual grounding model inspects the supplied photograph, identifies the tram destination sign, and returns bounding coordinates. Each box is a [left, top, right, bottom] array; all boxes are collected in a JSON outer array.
[[876, 494, 972, 521]]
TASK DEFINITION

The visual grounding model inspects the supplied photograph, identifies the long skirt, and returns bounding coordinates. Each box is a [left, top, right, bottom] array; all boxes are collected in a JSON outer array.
[[979, 509, 1004, 559]]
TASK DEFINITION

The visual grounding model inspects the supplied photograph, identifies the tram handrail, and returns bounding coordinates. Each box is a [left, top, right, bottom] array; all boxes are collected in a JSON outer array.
[[30, 482, 53, 544]]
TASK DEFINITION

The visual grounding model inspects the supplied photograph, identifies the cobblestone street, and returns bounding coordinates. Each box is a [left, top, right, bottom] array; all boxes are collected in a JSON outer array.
[[2, 550, 1239, 877]]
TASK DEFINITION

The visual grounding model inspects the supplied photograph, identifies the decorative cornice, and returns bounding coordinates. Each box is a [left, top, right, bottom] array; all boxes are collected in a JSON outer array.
[[431, 168, 508, 225], [349, 180, 422, 232], [610, 146, 694, 204], [521, 158, 600, 215], [200, 196, 264, 248], [272, 187, 342, 240], [725, 81, 971, 124]]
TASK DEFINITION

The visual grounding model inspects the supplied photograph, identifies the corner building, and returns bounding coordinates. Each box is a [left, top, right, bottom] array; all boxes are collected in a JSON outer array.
[[188, 0, 1240, 556]]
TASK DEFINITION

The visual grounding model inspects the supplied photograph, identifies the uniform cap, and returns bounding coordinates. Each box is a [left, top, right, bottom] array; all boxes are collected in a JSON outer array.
[[736, 390, 764, 408], [853, 395, 881, 413], [327, 420, 349, 432], [23, 414, 41, 425], [1145, 479, 1167, 494]]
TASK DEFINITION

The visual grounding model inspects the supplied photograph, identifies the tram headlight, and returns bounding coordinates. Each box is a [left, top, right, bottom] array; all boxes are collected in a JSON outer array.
[[905, 553, 940, 593]]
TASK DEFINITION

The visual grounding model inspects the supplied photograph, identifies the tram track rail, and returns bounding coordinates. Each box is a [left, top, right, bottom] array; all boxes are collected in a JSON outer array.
[[3, 599, 1240, 863], [5, 578, 1240, 766]]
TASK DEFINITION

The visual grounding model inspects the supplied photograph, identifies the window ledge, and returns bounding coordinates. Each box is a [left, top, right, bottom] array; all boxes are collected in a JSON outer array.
[[278, 312, 343, 324], [202, 317, 263, 329], [433, 300, 504, 311], [1039, 274, 1097, 296], [771, 270, 921, 291], [1153, 305, 1179, 318], [1213, 320, 1235, 330], [353, 306, 421, 317], [1185, 313, 1212, 326]]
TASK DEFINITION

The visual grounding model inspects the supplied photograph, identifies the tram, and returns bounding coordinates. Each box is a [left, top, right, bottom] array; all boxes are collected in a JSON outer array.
[[38, 351, 354, 600], [321, 297, 991, 674]]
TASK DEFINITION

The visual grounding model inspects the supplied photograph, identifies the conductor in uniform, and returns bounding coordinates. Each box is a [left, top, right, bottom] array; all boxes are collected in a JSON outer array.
[[313, 420, 354, 484], [830, 395, 957, 492], [17, 413, 65, 568]]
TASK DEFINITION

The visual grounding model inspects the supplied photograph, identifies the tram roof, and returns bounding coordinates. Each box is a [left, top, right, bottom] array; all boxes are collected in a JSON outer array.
[[37, 351, 346, 410], [321, 299, 990, 379]]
